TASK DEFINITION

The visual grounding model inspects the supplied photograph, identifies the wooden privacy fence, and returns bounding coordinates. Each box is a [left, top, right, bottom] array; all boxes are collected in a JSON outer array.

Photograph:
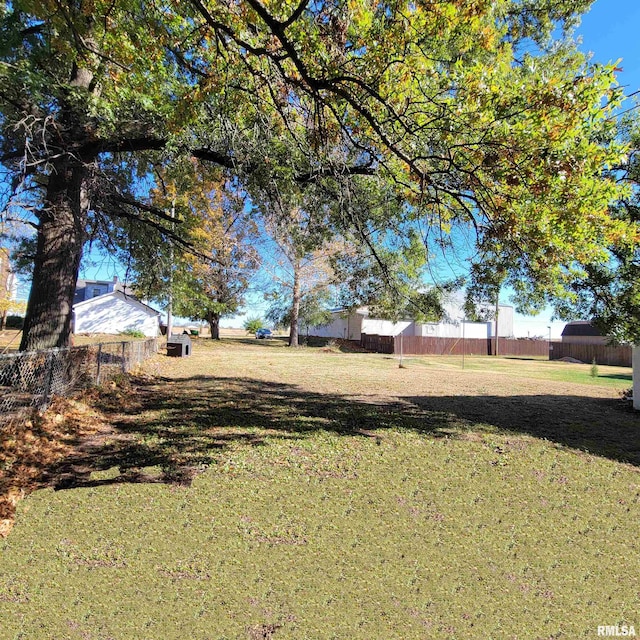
[[360, 333, 395, 353], [361, 334, 551, 358], [361, 333, 633, 365], [550, 342, 632, 367]]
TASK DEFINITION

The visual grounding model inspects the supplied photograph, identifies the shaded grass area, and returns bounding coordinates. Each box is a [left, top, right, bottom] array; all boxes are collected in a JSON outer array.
[[43, 373, 640, 486], [0, 341, 639, 638]]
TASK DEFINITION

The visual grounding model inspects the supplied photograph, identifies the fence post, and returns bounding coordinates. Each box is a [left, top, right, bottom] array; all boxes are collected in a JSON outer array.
[[96, 343, 102, 385], [42, 350, 56, 408], [121, 341, 127, 373]]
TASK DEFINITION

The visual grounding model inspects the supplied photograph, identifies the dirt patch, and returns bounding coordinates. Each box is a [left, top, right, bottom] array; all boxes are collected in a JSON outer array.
[[247, 624, 281, 640]]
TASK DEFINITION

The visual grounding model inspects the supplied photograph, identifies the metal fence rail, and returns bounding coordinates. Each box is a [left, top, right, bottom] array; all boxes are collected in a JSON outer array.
[[0, 338, 157, 427]]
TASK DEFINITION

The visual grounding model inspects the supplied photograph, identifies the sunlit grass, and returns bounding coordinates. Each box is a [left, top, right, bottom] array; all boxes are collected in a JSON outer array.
[[0, 339, 638, 639], [410, 354, 632, 389]]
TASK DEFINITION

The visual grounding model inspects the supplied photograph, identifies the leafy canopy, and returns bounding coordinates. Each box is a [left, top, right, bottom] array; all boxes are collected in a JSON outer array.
[[1, 0, 637, 349]]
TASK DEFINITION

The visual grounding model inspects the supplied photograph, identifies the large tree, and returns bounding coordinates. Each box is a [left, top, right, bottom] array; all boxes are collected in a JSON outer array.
[[0, 0, 192, 349], [260, 197, 342, 347], [1, 0, 636, 350], [118, 161, 260, 340], [549, 111, 640, 344], [169, 184, 260, 341]]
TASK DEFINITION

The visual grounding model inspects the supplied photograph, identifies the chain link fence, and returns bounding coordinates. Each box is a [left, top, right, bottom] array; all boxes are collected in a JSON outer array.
[[0, 338, 158, 428]]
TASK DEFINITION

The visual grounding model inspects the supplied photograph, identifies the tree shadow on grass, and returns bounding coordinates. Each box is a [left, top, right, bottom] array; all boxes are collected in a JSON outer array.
[[220, 337, 289, 348], [404, 393, 640, 465], [44, 375, 437, 492], [46, 374, 640, 492], [2, 372, 639, 533], [598, 373, 633, 382]]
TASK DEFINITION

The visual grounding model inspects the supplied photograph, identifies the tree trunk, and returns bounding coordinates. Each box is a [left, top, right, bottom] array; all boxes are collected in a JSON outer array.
[[289, 259, 301, 347], [208, 312, 220, 340], [20, 159, 88, 351], [19, 55, 95, 351]]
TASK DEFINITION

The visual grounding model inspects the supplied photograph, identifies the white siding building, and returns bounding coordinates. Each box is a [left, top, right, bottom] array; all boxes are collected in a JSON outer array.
[[72, 290, 160, 337], [308, 291, 514, 341], [0, 249, 18, 302]]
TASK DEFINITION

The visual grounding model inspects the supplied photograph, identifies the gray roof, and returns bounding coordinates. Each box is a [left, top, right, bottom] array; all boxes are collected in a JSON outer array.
[[561, 321, 603, 337]]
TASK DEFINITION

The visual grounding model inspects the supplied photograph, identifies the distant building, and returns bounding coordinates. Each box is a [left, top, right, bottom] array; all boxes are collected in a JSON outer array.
[[308, 291, 514, 341], [0, 248, 17, 302], [74, 276, 133, 304], [0, 248, 20, 329], [72, 279, 160, 337], [560, 321, 607, 346]]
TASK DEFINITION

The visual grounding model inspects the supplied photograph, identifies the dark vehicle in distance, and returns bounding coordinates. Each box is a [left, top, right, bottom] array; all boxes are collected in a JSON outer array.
[[255, 328, 272, 339]]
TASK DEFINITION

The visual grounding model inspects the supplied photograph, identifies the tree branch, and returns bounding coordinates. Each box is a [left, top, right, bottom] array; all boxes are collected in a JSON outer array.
[[281, 0, 310, 29], [110, 194, 184, 225]]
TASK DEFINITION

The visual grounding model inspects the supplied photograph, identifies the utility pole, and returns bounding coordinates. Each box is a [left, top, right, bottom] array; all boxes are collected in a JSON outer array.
[[166, 198, 175, 340], [462, 316, 466, 369], [494, 291, 500, 356]]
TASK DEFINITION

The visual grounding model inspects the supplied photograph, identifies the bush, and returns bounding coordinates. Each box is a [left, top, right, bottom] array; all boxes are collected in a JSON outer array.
[[119, 328, 146, 338], [244, 317, 264, 334], [590, 358, 599, 378]]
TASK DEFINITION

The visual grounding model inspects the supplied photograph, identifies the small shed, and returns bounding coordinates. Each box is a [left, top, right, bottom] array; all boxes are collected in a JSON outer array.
[[72, 290, 160, 337], [561, 321, 607, 345]]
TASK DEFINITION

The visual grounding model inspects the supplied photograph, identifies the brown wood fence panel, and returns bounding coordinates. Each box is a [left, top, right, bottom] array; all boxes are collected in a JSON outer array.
[[493, 339, 551, 358], [362, 334, 552, 357], [396, 337, 550, 357], [394, 336, 490, 356], [360, 333, 394, 354], [550, 342, 632, 367]]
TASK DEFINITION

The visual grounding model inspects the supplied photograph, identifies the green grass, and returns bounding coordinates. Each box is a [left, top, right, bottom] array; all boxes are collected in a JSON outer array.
[[1, 341, 638, 639], [411, 354, 633, 388]]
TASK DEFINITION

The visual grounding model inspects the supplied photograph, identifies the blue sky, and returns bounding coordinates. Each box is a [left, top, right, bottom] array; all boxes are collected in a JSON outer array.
[[577, 0, 640, 94], [76, 2, 639, 335]]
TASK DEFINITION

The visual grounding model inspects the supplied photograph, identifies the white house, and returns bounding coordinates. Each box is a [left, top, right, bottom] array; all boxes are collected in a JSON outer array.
[[72, 290, 160, 337]]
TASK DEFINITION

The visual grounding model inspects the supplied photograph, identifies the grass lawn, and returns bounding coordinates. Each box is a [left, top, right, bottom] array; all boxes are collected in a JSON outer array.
[[1, 338, 638, 639], [0, 329, 23, 352], [0, 329, 160, 353]]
